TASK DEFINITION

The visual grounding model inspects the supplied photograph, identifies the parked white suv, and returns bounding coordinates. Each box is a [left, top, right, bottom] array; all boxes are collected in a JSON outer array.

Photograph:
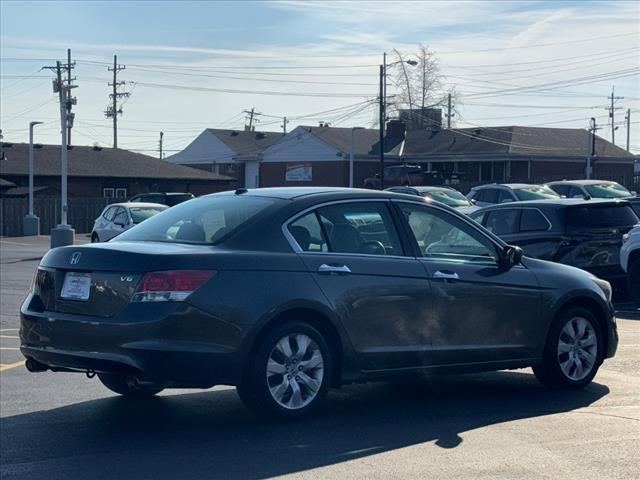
[[621, 225, 640, 307]]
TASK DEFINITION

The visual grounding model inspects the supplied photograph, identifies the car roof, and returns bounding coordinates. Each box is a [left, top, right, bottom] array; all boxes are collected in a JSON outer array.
[[209, 187, 417, 201], [111, 202, 167, 208], [473, 198, 629, 210], [547, 179, 619, 186], [471, 183, 543, 190]]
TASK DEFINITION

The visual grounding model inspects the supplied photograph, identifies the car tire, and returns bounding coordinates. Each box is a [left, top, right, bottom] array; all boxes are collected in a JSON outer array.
[[533, 306, 603, 390], [237, 321, 332, 418], [91, 233, 100, 243], [97, 373, 164, 398], [628, 259, 640, 308]]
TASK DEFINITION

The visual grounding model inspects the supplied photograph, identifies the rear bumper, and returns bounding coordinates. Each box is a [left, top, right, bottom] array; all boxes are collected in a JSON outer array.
[[20, 295, 248, 388]]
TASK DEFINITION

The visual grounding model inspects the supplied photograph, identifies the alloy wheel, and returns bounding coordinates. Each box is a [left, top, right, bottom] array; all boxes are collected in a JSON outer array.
[[557, 317, 598, 381], [266, 333, 324, 410]]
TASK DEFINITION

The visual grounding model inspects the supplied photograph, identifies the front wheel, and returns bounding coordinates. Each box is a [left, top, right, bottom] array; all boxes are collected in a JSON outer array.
[[533, 307, 603, 389], [628, 259, 640, 308], [237, 321, 332, 418], [98, 373, 164, 398]]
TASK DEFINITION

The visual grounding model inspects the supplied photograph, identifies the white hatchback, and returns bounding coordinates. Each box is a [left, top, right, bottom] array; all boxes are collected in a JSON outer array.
[[91, 202, 167, 242]]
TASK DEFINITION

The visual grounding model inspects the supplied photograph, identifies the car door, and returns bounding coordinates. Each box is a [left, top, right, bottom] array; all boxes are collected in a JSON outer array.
[[287, 201, 434, 371], [94, 206, 115, 239], [105, 207, 129, 240], [394, 201, 542, 365]]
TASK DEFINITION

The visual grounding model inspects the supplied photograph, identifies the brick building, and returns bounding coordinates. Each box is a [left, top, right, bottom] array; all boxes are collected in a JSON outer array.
[[0, 143, 233, 198]]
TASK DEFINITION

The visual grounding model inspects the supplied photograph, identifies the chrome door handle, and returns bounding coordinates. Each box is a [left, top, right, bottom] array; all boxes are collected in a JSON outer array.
[[433, 270, 459, 281], [318, 264, 352, 274]]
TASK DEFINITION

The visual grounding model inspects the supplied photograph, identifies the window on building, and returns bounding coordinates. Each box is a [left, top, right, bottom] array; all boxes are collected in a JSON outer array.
[[103, 188, 115, 198], [115, 188, 127, 199]]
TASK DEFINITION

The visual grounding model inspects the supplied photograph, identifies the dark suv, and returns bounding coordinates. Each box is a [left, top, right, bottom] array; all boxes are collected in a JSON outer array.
[[129, 192, 194, 207], [470, 199, 639, 289]]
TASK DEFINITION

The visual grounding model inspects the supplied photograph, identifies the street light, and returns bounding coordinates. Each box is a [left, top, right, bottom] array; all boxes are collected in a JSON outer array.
[[23, 121, 44, 236], [379, 53, 417, 189], [350, 127, 364, 188]]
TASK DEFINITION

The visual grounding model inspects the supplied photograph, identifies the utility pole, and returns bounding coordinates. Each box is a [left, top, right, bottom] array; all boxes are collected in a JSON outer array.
[[106, 55, 128, 148], [586, 117, 602, 180], [23, 121, 44, 235], [379, 63, 385, 190], [282, 116, 289, 135], [607, 86, 623, 145], [625, 108, 631, 152], [446, 92, 454, 129], [159, 131, 164, 160], [66, 48, 74, 145], [244, 108, 256, 131]]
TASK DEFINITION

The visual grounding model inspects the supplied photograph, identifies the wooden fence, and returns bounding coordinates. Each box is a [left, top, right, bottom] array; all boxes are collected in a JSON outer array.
[[0, 197, 109, 237]]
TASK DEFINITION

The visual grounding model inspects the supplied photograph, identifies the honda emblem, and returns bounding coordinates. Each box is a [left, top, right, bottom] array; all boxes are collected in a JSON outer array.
[[69, 252, 82, 265]]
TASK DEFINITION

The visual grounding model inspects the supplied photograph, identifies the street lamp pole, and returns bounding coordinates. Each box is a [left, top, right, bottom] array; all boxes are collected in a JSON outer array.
[[23, 121, 43, 235]]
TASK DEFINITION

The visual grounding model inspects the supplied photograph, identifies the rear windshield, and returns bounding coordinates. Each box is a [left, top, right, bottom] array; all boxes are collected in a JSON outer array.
[[584, 183, 632, 199], [514, 186, 560, 201], [565, 204, 639, 229], [423, 189, 472, 207], [129, 206, 166, 224], [114, 195, 277, 244], [165, 194, 195, 206]]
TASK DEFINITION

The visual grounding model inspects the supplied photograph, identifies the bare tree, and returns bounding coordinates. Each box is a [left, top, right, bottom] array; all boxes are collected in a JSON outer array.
[[390, 45, 455, 130]]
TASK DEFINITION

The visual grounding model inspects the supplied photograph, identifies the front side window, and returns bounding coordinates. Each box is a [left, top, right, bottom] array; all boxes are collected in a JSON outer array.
[[129, 206, 166, 224], [398, 204, 497, 263], [498, 189, 515, 203], [314, 202, 403, 256], [112, 207, 128, 226], [115, 195, 278, 244], [481, 188, 500, 204], [514, 186, 560, 201]]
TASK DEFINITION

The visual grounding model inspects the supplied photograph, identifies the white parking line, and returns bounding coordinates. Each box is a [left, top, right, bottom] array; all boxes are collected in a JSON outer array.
[[0, 240, 34, 246], [0, 335, 19, 339], [0, 347, 20, 350], [0, 328, 19, 332]]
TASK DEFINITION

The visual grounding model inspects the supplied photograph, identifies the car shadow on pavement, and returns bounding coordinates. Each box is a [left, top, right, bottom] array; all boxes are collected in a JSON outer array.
[[0, 370, 609, 479]]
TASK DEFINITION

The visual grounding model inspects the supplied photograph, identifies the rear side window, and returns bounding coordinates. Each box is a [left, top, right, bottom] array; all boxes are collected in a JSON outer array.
[[520, 209, 550, 232], [484, 209, 519, 235], [565, 205, 639, 229], [550, 185, 570, 197], [102, 207, 116, 221], [497, 189, 515, 203], [288, 213, 328, 252], [315, 202, 403, 256], [114, 195, 278, 244]]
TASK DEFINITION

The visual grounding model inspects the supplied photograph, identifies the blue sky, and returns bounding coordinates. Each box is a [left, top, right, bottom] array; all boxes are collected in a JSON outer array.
[[1, 0, 639, 154]]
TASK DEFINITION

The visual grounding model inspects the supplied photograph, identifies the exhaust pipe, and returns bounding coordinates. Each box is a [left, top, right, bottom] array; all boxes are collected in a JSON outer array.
[[25, 358, 49, 373]]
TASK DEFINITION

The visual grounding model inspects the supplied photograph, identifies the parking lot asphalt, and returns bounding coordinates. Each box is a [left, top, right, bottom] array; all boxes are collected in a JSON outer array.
[[1, 236, 638, 479]]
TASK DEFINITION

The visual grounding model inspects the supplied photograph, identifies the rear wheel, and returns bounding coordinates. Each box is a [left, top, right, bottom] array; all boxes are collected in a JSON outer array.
[[533, 307, 602, 389], [98, 373, 164, 398], [237, 321, 332, 418], [91, 233, 100, 243], [628, 258, 640, 308]]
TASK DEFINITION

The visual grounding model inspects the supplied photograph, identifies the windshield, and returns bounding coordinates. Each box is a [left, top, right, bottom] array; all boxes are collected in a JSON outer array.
[[115, 195, 277, 244], [129, 206, 167, 224], [514, 186, 561, 201], [584, 183, 632, 199], [424, 189, 472, 207]]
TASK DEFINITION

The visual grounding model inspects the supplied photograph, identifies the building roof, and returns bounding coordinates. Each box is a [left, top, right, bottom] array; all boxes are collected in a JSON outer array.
[[0, 143, 233, 181], [206, 129, 282, 156], [0, 177, 16, 188], [403, 126, 634, 158], [301, 126, 403, 156]]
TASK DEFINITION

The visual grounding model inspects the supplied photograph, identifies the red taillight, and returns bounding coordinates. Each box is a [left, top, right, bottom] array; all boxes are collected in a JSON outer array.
[[133, 270, 216, 302]]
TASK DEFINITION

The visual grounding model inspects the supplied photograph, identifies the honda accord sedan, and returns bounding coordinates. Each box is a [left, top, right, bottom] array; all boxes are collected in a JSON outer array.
[[20, 188, 618, 417]]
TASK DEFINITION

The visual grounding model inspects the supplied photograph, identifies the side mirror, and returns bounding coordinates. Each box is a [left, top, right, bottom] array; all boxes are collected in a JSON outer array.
[[500, 245, 523, 269], [470, 199, 477, 205]]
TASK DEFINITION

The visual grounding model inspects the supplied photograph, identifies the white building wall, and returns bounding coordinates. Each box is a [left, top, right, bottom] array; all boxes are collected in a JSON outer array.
[[165, 130, 236, 166], [261, 126, 340, 162]]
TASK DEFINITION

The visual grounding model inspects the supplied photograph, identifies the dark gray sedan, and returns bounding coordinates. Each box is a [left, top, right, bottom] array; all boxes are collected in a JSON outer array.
[[20, 188, 618, 417]]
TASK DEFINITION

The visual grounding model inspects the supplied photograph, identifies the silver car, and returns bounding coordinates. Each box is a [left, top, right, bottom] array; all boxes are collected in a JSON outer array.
[[91, 202, 167, 242]]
